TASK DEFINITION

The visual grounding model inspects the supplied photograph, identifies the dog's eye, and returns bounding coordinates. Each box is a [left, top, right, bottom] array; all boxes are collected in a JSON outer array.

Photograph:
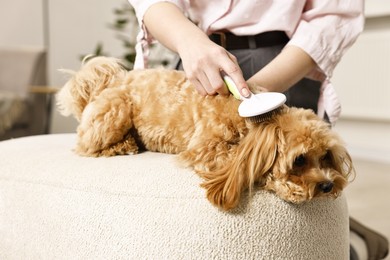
[[321, 150, 334, 167], [294, 155, 306, 167], [321, 150, 332, 162]]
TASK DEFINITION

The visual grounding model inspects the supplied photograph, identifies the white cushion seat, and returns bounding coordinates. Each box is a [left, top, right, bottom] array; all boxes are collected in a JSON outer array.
[[0, 134, 350, 259]]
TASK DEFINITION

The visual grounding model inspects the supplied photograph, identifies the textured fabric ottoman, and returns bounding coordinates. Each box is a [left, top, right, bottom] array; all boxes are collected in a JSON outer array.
[[0, 134, 350, 259]]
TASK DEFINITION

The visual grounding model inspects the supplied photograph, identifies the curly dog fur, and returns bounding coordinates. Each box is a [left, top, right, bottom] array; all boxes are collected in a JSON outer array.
[[57, 56, 354, 210]]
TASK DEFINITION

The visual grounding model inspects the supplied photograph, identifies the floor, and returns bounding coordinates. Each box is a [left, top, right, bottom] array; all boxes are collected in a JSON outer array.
[[345, 158, 390, 260]]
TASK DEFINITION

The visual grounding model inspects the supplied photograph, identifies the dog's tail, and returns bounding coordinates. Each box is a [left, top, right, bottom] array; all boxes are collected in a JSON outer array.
[[56, 56, 127, 121]]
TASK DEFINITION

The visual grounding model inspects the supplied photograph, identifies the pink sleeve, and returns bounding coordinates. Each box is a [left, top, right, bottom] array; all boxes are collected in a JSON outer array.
[[128, 0, 187, 68], [317, 80, 341, 126], [287, 0, 364, 79]]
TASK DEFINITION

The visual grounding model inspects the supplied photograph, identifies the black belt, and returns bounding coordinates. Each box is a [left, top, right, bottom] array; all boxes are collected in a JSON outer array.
[[209, 31, 289, 50]]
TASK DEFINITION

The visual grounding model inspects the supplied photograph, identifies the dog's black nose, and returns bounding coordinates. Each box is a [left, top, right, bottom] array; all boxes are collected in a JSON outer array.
[[318, 181, 334, 193]]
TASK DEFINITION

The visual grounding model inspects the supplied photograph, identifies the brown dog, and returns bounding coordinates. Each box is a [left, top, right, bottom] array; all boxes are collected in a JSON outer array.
[[57, 57, 354, 210]]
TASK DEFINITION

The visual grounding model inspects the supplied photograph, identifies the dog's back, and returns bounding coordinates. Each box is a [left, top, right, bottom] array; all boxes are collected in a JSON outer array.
[[56, 56, 244, 157]]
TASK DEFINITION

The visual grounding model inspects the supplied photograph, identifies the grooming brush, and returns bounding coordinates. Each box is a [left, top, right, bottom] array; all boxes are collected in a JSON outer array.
[[223, 75, 286, 123]]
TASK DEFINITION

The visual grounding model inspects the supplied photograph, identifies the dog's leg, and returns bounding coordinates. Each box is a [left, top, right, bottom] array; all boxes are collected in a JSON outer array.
[[179, 139, 235, 173], [75, 87, 139, 157], [96, 131, 139, 157]]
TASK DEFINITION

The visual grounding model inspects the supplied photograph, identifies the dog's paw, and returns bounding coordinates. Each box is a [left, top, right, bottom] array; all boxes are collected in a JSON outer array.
[[99, 138, 139, 156]]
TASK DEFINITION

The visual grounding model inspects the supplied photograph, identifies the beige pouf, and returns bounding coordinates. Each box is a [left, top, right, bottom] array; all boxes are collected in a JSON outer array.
[[0, 134, 350, 259]]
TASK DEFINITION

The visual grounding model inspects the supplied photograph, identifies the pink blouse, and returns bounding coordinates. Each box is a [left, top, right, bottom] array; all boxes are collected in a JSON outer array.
[[128, 0, 365, 124]]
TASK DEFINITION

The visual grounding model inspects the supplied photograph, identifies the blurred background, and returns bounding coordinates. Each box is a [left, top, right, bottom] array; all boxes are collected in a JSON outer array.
[[0, 0, 389, 255]]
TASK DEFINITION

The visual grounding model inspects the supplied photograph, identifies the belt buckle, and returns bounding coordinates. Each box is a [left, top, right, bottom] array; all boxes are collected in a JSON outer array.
[[214, 32, 227, 49]]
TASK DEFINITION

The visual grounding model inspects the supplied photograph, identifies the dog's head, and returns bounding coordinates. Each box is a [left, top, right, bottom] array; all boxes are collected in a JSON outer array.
[[262, 106, 354, 204], [202, 106, 354, 210]]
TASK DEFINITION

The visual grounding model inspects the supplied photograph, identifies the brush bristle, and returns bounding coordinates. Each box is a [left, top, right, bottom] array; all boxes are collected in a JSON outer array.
[[245, 106, 283, 123]]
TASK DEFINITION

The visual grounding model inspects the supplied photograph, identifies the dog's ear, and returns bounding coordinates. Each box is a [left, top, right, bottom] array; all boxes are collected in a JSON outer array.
[[329, 143, 355, 181], [201, 124, 279, 210]]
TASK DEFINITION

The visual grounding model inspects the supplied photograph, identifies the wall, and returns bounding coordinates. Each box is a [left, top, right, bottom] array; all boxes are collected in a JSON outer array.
[[332, 10, 390, 164], [0, 0, 44, 47]]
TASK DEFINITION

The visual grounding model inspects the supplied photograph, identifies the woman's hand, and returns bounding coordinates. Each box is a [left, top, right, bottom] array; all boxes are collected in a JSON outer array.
[[143, 2, 250, 97], [247, 45, 318, 93], [177, 34, 249, 97]]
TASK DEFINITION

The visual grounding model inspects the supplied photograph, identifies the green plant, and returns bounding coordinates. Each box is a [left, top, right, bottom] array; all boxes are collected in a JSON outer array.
[[80, 2, 136, 69], [109, 2, 138, 69], [82, 1, 174, 70]]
